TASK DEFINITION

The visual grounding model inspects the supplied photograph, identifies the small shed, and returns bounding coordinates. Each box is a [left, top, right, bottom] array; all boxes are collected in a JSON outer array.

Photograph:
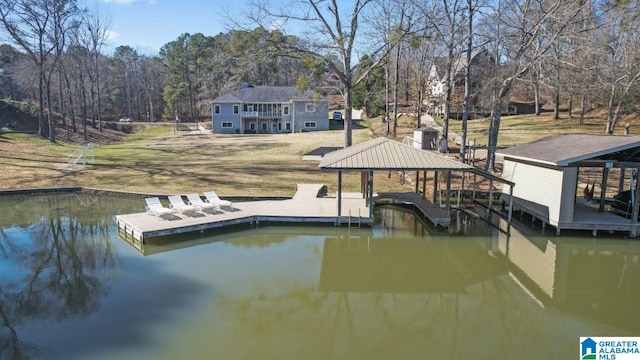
[[497, 134, 640, 236], [413, 127, 439, 151]]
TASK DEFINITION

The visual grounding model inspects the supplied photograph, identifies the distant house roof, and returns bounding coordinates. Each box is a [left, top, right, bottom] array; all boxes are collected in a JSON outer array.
[[429, 48, 492, 83], [212, 86, 325, 103], [497, 134, 640, 166]]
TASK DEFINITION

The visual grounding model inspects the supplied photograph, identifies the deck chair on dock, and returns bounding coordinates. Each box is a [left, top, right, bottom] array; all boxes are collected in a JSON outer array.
[[145, 197, 175, 220], [168, 195, 199, 216], [187, 193, 220, 214], [203, 191, 235, 210]]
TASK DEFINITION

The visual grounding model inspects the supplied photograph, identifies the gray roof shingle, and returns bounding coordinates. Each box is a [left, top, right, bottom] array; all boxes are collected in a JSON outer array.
[[212, 86, 324, 103], [319, 137, 474, 171], [319, 137, 513, 185], [497, 134, 640, 166]]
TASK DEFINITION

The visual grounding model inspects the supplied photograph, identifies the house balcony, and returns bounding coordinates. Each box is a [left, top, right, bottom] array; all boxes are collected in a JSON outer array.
[[242, 111, 283, 119]]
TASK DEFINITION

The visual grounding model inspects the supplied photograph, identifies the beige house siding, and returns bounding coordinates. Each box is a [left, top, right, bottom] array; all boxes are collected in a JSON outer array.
[[502, 160, 564, 225], [558, 168, 577, 223]]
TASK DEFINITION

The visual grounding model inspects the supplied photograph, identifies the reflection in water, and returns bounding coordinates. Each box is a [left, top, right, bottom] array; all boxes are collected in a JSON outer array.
[[2, 195, 640, 359], [496, 218, 640, 333], [209, 227, 523, 359], [0, 194, 135, 359], [319, 234, 505, 294]]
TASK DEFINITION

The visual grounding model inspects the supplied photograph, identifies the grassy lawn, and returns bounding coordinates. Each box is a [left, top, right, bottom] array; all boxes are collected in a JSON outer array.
[[0, 125, 409, 196], [443, 110, 628, 147], [1, 109, 637, 196]]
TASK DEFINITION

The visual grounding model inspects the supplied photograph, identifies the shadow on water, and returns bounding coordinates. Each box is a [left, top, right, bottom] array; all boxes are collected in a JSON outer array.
[[0, 194, 207, 360]]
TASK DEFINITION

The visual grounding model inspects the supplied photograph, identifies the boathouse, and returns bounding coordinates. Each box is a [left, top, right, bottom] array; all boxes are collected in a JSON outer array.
[[497, 134, 640, 236], [319, 137, 514, 228]]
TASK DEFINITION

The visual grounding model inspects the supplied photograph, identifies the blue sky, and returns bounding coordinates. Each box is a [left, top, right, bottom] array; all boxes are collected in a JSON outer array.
[[87, 0, 234, 55]]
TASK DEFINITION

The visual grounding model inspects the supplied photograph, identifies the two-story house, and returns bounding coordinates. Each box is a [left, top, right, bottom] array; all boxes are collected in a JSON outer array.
[[211, 84, 329, 134], [425, 48, 494, 116]]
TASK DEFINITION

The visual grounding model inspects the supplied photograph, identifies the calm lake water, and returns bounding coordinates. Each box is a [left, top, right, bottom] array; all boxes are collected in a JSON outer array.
[[1, 193, 639, 359]]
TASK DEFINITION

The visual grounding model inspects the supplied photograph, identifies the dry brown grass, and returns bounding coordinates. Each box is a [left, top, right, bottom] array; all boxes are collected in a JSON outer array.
[[3, 107, 638, 197], [0, 126, 414, 197]]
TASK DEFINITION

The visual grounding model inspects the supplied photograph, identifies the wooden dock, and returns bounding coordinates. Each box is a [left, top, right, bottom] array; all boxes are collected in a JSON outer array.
[[116, 184, 371, 243], [506, 194, 640, 236], [376, 192, 451, 228]]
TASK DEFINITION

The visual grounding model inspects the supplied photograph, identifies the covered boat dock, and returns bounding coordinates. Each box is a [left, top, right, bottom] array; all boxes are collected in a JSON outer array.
[[498, 134, 640, 236], [318, 137, 515, 229]]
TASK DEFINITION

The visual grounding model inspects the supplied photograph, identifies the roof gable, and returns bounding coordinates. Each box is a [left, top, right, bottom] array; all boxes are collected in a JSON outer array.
[[429, 48, 492, 83], [319, 137, 476, 171], [319, 138, 513, 185]]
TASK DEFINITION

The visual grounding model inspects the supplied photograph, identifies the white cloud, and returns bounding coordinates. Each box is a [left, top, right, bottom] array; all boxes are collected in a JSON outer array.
[[105, 30, 119, 41]]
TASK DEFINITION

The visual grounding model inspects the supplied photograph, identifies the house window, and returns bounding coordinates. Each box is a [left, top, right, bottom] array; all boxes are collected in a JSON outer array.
[[261, 122, 268, 131], [214, 104, 221, 114], [283, 106, 289, 115], [222, 122, 233, 128], [304, 121, 316, 128], [233, 105, 239, 114], [278, 122, 282, 131], [305, 103, 315, 112], [285, 122, 291, 131]]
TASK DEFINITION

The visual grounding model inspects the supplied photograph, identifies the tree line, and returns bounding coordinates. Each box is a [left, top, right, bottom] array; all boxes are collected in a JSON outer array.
[[0, 0, 639, 167]]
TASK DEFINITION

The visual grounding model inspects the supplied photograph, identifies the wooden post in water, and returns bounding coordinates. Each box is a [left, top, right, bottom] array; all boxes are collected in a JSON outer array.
[[487, 179, 494, 220], [433, 171, 439, 204], [631, 168, 640, 237], [459, 172, 465, 207], [445, 171, 452, 214], [338, 171, 342, 217], [369, 171, 374, 218], [472, 171, 477, 203], [422, 171, 427, 199]]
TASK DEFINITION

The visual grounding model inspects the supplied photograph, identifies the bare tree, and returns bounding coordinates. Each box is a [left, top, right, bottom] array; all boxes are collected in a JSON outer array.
[[459, 0, 479, 163], [246, 0, 401, 147], [407, 31, 433, 129], [601, 0, 640, 134], [81, 4, 110, 132], [483, 0, 588, 170], [422, 0, 465, 139], [0, 0, 80, 142]]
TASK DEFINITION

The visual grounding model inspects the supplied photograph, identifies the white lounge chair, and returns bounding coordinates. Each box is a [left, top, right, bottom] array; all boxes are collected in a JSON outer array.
[[203, 191, 235, 210], [186, 193, 220, 214], [168, 195, 199, 216], [145, 197, 175, 220]]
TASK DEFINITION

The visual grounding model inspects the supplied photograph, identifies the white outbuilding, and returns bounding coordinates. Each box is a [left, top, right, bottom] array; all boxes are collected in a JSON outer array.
[[498, 134, 640, 236]]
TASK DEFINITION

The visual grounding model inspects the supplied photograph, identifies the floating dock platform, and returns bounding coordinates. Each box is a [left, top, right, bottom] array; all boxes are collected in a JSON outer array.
[[116, 184, 372, 243]]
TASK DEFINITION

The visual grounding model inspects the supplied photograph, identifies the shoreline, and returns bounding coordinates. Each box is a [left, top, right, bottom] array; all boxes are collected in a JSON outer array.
[[0, 186, 289, 202]]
